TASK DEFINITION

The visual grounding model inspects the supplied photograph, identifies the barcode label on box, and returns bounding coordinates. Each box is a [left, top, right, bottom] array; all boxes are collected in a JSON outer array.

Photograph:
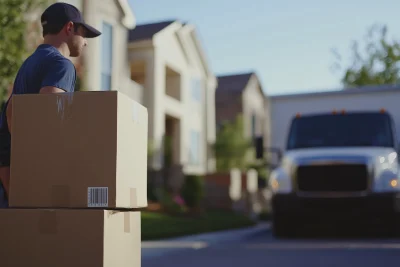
[[88, 187, 109, 207]]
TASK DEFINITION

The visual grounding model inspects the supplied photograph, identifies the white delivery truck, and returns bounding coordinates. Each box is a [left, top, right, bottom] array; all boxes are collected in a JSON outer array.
[[267, 85, 400, 237]]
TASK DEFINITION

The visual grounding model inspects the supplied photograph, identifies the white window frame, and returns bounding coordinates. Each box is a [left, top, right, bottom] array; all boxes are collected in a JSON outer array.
[[100, 21, 113, 91]]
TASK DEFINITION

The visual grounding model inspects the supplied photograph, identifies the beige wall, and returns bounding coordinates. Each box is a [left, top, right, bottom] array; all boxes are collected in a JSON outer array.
[[240, 75, 270, 151], [129, 22, 217, 175], [264, 96, 271, 150]]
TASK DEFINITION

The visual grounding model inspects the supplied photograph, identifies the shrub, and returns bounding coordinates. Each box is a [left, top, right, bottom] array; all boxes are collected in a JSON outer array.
[[181, 175, 204, 208], [147, 178, 158, 202], [159, 188, 186, 214], [259, 209, 271, 221]]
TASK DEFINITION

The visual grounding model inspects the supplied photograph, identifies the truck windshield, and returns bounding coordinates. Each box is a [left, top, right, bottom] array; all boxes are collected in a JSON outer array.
[[286, 113, 395, 150]]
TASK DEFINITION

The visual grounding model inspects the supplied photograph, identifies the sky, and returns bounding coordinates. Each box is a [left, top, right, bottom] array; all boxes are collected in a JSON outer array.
[[128, 0, 400, 96]]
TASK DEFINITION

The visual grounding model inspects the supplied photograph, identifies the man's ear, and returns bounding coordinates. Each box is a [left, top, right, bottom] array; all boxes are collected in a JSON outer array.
[[65, 21, 74, 35]]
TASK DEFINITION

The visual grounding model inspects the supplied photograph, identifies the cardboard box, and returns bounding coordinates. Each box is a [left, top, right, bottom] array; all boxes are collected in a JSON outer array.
[[0, 209, 140, 267], [9, 91, 148, 209]]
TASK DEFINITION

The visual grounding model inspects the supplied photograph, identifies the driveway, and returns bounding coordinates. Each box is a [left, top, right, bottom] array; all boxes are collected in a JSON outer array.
[[142, 223, 400, 267]]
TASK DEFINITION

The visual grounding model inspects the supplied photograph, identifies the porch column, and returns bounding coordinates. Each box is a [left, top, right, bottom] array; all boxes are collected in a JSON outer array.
[[145, 52, 165, 170]]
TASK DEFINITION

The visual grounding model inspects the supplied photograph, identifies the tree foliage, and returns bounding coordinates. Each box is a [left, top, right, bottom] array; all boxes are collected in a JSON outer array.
[[332, 23, 400, 88], [0, 0, 47, 105], [213, 115, 252, 172]]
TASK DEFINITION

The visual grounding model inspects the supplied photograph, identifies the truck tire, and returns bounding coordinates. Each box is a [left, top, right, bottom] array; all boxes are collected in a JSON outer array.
[[391, 212, 400, 237]]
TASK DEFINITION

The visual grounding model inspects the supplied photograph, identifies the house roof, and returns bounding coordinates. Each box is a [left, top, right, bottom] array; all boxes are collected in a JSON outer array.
[[128, 19, 215, 81], [128, 20, 176, 42], [216, 72, 254, 93]]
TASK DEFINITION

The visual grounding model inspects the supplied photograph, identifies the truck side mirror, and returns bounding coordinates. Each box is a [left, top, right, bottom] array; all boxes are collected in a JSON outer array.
[[264, 147, 283, 169]]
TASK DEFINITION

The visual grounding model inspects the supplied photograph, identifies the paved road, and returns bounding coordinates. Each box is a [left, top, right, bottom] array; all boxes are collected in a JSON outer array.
[[142, 223, 400, 267]]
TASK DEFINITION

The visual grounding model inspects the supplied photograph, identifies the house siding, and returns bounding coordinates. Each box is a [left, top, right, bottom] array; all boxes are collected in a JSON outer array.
[[128, 22, 217, 175]]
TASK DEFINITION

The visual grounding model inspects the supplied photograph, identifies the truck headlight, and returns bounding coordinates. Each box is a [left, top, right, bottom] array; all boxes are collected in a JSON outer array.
[[271, 179, 279, 190], [269, 168, 292, 193], [375, 170, 400, 192]]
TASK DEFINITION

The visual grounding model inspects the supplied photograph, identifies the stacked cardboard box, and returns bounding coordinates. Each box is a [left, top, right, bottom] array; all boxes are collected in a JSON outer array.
[[0, 91, 148, 267]]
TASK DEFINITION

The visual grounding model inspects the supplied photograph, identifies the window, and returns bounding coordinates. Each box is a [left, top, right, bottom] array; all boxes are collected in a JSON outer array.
[[286, 113, 395, 150], [189, 131, 201, 164], [251, 114, 256, 138], [191, 78, 202, 102], [100, 22, 113, 91]]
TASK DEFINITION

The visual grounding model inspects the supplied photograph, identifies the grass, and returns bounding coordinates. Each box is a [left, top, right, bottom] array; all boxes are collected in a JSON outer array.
[[141, 210, 257, 241]]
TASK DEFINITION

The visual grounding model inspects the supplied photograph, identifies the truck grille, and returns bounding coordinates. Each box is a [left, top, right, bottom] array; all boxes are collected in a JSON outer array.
[[296, 164, 368, 192]]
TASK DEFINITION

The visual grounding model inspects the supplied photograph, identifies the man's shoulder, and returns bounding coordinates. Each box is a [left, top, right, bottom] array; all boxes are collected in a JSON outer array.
[[31, 46, 75, 70], [38, 56, 76, 83], [40, 54, 77, 92], [45, 54, 75, 70]]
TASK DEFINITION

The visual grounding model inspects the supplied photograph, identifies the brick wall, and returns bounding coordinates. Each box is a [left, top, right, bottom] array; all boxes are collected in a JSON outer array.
[[203, 172, 247, 211]]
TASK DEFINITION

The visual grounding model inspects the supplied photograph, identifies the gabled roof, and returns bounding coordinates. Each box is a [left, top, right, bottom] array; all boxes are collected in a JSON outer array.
[[128, 19, 215, 81], [216, 72, 254, 94], [128, 20, 175, 42]]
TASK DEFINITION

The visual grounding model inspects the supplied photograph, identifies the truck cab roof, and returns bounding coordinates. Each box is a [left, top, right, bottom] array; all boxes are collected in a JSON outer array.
[[292, 110, 391, 120]]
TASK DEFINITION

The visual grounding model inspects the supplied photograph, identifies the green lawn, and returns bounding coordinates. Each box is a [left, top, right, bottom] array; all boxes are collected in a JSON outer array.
[[141, 210, 257, 241]]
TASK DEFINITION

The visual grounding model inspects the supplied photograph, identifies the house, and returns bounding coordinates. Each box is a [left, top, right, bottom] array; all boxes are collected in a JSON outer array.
[[25, 0, 142, 101], [215, 72, 270, 152], [128, 20, 217, 176]]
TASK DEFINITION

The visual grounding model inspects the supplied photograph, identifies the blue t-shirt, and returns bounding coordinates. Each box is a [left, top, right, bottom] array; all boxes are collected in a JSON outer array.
[[0, 44, 77, 208], [0, 44, 77, 131]]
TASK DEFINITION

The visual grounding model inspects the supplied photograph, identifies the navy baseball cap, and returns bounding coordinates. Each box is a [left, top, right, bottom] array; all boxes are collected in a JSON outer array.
[[41, 2, 101, 38]]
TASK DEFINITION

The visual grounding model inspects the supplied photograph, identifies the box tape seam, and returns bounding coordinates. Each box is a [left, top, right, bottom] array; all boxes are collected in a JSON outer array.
[[124, 212, 130, 233]]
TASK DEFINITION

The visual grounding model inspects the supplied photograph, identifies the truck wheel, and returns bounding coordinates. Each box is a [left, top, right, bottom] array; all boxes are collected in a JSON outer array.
[[272, 213, 297, 238], [391, 212, 400, 237]]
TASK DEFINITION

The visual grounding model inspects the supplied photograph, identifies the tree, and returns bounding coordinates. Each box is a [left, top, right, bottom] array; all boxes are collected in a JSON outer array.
[[0, 0, 48, 107], [331, 23, 400, 88], [213, 115, 252, 172]]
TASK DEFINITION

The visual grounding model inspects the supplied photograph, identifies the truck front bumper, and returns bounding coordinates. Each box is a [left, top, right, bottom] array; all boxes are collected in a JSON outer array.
[[271, 192, 400, 217]]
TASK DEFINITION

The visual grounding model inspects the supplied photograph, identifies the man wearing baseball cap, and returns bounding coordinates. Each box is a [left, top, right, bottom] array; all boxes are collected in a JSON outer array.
[[0, 2, 101, 208]]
